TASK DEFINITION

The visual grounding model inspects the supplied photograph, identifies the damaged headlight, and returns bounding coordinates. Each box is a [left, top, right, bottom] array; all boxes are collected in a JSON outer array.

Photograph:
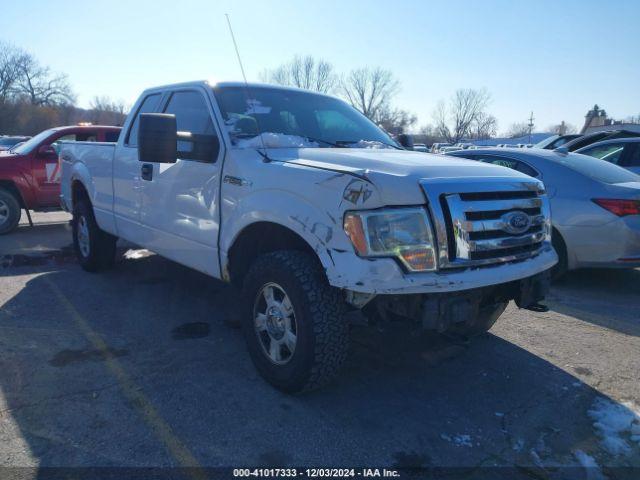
[[343, 208, 437, 272]]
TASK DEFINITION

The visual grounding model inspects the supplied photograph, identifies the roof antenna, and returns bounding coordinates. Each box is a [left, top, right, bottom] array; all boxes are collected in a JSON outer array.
[[225, 13, 270, 162]]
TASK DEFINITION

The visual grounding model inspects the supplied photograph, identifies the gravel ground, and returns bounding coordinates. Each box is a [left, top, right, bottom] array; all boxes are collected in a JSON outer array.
[[0, 213, 638, 479]]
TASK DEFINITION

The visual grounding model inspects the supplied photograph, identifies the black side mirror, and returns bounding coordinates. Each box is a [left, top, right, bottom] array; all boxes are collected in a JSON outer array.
[[396, 134, 414, 150], [138, 113, 177, 164]]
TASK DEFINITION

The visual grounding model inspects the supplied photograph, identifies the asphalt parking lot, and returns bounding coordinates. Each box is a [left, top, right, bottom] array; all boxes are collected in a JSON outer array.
[[1, 213, 639, 478]]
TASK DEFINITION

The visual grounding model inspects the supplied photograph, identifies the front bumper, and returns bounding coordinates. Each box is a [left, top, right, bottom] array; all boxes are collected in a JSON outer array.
[[367, 269, 551, 331], [334, 244, 557, 295]]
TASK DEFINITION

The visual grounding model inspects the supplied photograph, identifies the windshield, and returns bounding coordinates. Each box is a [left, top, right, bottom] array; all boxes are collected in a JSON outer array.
[[556, 153, 640, 184], [11, 129, 56, 154], [212, 86, 398, 149]]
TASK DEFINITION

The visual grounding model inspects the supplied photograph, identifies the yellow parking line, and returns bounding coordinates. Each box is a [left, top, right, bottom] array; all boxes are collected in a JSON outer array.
[[43, 276, 207, 479]]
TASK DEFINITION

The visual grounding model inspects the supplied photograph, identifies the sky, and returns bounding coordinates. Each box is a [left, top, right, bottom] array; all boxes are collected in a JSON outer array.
[[2, 0, 639, 134]]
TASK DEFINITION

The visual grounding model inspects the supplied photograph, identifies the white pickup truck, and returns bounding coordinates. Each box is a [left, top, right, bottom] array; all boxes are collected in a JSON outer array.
[[60, 81, 557, 392]]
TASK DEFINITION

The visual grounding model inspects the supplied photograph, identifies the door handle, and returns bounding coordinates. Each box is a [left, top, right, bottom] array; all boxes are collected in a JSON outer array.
[[141, 163, 153, 181]]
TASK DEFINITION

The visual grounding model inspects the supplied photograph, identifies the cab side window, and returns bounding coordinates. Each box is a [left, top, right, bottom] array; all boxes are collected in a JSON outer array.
[[163, 90, 218, 161], [126, 93, 162, 146]]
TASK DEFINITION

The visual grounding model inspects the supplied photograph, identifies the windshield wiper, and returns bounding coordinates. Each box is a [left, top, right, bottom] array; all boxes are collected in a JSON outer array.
[[303, 137, 341, 148], [335, 140, 403, 150]]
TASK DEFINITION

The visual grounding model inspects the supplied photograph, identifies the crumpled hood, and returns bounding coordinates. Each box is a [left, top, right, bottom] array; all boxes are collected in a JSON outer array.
[[267, 148, 531, 205]]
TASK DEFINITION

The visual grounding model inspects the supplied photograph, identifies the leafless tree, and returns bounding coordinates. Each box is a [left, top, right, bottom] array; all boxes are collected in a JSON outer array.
[[340, 67, 399, 121], [547, 121, 577, 135], [0, 42, 27, 101], [433, 88, 491, 143], [14, 53, 75, 106], [505, 122, 530, 138], [376, 106, 417, 134], [261, 55, 338, 93], [89, 96, 128, 125], [471, 112, 498, 139]]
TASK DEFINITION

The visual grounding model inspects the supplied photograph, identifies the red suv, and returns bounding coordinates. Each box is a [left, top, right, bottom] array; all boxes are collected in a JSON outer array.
[[0, 125, 121, 234]]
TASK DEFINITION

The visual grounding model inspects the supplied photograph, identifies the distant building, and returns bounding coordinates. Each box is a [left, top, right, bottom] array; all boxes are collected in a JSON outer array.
[[581, 104, 640, 134]]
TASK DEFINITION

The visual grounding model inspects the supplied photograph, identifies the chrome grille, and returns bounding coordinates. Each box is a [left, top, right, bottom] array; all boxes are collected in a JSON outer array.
[[420, 177, 552, 269]]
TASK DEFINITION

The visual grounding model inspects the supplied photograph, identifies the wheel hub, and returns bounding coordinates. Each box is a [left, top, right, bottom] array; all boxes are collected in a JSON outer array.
[[253, 282, 297, 365], [77, 215, 90, 257], [266, 306, 286, 340], [0, 200, 8, 224]]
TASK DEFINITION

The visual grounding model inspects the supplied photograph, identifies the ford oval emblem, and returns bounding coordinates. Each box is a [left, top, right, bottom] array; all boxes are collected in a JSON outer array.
[[501, 211, 531, 235]]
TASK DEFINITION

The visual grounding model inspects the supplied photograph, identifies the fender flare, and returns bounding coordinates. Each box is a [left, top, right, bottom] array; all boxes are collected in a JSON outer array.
[[220, 189, 351, 280]]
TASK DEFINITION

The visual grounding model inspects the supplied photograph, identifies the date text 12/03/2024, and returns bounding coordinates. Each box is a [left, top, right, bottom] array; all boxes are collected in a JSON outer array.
[[232, 468, 400, 477]]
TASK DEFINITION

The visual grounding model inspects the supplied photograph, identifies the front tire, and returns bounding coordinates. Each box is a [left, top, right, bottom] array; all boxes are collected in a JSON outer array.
[[0, 189, 21, 235], [72, 198, 117, 272], [241, 251, 349, 393], [446, 301, 508, 337]]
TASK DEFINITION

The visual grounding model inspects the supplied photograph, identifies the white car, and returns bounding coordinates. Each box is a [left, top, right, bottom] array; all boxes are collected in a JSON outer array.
[[61, 81, 556, 392]]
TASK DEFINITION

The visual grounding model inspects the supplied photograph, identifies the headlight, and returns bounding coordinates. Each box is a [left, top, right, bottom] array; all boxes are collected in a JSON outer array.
[[343, 208, 437, 272]]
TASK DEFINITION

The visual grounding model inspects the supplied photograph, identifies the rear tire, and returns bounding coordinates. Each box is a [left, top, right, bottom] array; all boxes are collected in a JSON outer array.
[[446, 301, 508, 337], [551, 229, 568, 280], [0, 189, 21, 235], [72, 198, 117, 272], [241, 250, 349, 393]]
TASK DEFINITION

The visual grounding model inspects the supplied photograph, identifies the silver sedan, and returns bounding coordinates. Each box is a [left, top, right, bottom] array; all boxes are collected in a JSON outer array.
[[446, 148, 640, 274]]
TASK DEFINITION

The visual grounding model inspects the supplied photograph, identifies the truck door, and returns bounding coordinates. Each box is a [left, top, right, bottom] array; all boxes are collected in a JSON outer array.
[[113, 93, 162, 240], [138, 88, 224, 277]]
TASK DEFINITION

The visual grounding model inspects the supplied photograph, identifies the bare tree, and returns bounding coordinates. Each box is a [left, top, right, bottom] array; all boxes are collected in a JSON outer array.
[[340, 67, 399, 121], [433, 88, 491, 143], [0, 42, 28, 101], [376, 106, 417, 134], [261, 55, 338, 93], [506, 122, 530, 138], [471, 112, 498, 139], [89, 96, 128, 125], [14, 53, 75, 106], [547, 121, 577, 135]]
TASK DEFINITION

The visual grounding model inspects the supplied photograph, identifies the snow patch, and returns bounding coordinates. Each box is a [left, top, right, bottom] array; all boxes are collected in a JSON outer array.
[[440, 433, 473, 447], [348, 140, 394, 149], [235, 133, 319, 149], [588, 397, 640, 456], [573, 450, 606, 480], [124, 249, 150, 260], [244, 99, 271, 115]]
